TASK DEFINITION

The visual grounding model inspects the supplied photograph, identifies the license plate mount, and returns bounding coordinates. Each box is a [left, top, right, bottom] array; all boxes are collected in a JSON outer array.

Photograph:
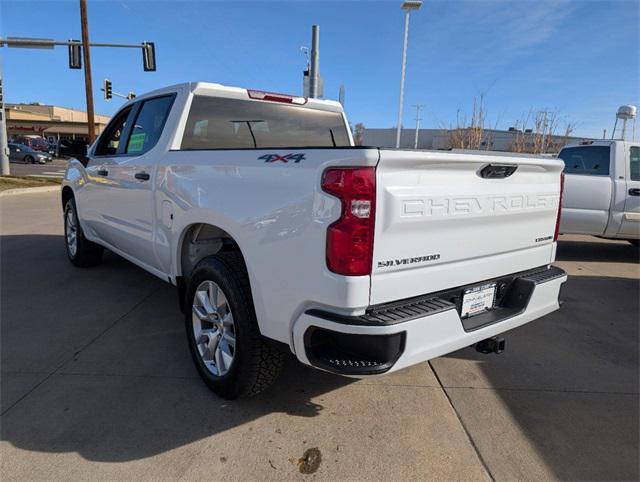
[[461, 283, 497, 319]]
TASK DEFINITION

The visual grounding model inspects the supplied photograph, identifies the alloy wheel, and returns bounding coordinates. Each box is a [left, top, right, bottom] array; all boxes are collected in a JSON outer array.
[[192, 280, 236, 376]]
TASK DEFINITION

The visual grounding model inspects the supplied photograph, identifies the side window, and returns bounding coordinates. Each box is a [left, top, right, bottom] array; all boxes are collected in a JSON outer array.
[[630, 147, 640, 181], [558, 146, 611, 176], [95, 107, 132, 156], [125, 95, 174, 154]]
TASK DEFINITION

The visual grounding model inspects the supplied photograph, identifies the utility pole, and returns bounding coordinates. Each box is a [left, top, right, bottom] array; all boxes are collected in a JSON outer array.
[[0, 63, 9, 176], [79, 0, 96, 144], [413, 104, 423, 149], [309, 25, 320, 99]]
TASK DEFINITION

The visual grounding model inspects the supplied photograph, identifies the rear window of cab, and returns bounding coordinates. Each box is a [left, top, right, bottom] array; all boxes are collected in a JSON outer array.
[[181, 95, 350, 150], [558, 146, 611, 176]]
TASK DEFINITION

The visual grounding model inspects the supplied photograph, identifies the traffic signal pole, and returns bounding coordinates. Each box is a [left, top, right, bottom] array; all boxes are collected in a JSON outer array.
[[79, 0, 96, 144]]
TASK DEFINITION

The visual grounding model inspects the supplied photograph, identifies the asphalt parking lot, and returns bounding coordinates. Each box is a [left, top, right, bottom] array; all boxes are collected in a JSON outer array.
[[8, 157, 69, 180], [1, 190, 638, 480]]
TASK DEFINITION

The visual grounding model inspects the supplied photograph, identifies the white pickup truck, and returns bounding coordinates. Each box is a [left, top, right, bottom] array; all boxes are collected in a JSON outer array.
[[62, 82, 567, 399], [558, 140, 640, 246]]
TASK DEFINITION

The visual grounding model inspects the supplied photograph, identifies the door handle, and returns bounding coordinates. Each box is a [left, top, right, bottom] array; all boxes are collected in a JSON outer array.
[[629, 188, 640, 196], [135, 171, 150, 181], [97, 169, 108, 176]]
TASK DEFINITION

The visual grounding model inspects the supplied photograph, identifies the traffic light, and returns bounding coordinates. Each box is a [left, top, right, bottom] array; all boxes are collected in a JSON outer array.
[[68, 40, 81, 69], [142, 42, 156, 71], [103, 79, 112, 100]]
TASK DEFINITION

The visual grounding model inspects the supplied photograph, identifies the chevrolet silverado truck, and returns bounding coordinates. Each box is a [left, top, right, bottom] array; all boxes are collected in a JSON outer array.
[[62, 82, 567, 399], [558, 140, 640, 246]]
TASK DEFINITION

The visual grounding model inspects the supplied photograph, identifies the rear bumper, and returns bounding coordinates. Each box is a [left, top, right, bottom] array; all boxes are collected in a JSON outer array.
[[292, 265, 567, 376]]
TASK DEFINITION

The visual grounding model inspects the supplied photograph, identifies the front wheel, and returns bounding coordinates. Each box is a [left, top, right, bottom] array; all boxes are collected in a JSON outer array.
[[64, 198, 104, 267], [185, 252, 283, 399], [25, 155, 34, 164]]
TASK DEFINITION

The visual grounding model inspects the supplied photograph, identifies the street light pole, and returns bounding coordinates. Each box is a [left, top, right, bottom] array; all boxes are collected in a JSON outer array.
[[79, 0, 96, 144], [0, 63, 9, 176], [395, 1, 422, 149], [413, 104, 423, 149]]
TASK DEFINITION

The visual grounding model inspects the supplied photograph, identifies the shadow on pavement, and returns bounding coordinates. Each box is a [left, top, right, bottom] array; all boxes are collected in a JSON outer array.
[[435, 272, 639, 480], [1, 234, 353, 463], [556, 238, 639, 263]]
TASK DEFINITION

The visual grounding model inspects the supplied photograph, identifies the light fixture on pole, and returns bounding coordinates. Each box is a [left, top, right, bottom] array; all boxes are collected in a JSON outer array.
[[395, 0, 422, 149]]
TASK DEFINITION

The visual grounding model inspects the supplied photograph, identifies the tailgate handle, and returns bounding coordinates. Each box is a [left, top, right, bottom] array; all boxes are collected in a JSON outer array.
[[479, 164, 517, 179]]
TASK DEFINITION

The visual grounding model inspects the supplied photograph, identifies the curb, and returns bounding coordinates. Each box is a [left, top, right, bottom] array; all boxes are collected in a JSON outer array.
[[0, 185, 61, 197]]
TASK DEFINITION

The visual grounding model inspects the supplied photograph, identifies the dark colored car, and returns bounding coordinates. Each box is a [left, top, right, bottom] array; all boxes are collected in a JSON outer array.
[[13, 136, 52, 153], [8, 143, 51, 164]]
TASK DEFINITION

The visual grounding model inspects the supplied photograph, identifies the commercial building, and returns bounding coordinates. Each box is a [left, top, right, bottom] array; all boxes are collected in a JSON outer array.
[[5, 103, 110, 144]]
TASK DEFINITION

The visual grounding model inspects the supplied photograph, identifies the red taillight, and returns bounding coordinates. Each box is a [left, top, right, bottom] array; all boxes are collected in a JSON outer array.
[[322, 167, 376, 276], [554, 172, 565, 241]]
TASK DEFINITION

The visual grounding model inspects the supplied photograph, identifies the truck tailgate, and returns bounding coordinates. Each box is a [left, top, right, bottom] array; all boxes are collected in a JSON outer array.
[[371, 149, 564, 305]]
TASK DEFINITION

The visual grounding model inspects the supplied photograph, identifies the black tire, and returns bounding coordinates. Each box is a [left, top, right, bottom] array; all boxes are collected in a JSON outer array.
[[25, 155, 34, 164], [629, 240, 639, 248], [185, 252, 283, 399], [64, 198, 104, 267]]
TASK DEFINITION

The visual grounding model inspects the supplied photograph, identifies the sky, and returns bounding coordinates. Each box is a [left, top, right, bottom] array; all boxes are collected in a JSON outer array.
[[1, 0, 638, 138]]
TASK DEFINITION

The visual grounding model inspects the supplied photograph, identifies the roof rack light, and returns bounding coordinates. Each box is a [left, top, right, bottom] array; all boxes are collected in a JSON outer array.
[[247, 89, 307, 105]]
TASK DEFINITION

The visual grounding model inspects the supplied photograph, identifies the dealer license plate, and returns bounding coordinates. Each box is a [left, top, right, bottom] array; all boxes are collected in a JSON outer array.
[[461, 283, 496, 318]]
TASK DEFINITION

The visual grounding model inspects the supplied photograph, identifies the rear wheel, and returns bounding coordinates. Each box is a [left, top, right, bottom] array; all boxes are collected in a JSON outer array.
[[64, 198, 104, 267], [185, 252, 283, 399], [25, 155, 34, 164]]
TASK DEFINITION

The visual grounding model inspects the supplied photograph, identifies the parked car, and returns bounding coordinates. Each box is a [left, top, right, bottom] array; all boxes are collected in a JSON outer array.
[[8, 143, 50, 164], [13, 135, 53, 154], [61, 82, 567, 399], [558, 140, 639, 246]]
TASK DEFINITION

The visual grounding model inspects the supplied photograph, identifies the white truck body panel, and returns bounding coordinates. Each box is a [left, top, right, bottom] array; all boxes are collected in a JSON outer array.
[[63, 81, 566, 377], [371, 149, 562, 305]]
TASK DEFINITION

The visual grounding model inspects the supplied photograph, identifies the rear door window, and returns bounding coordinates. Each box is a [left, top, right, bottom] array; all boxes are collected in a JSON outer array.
[[125, 95, 175, 154], [558, 146, 611, 176], [181, 95, 350, 149]]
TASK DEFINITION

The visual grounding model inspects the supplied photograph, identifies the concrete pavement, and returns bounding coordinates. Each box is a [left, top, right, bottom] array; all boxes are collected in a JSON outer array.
[[1, 191, 638, 480]]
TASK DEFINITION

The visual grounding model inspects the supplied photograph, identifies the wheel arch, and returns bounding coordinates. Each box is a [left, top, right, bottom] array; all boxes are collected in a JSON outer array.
[[61, 185, 74, 210], [175, 222, 248, 312]]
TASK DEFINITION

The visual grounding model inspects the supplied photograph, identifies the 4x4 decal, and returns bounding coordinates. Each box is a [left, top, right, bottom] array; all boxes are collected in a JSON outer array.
[[259, 153, 306, 163]]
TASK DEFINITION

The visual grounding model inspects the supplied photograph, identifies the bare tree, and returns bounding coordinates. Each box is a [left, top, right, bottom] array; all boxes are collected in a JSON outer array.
[[509, 110, 575, 154], [353, 123, 365, 146], [447, 96, 492, 150]]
